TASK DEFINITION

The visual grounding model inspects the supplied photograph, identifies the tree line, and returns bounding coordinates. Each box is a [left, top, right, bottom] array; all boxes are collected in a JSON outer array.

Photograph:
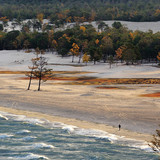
[[0, 18, 160, 65], [0, 0, 160, 22]]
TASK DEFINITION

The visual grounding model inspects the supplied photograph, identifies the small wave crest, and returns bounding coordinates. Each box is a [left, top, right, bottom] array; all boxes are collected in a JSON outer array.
[[0, 134, 14, 139], [129, 141, 153, 152], [0, 111, 48, 126], [62, 125, 78, 133], [61, 125, 153, 152], [16, 130, 31, 134], [0, 113, 8, 120], [8, 153, 49, 160], [0, 111, 153, 153], [28, 143, 55, 150], [22, 136, 37, 141]]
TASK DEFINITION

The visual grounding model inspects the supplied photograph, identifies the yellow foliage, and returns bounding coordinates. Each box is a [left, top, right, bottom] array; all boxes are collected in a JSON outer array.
[[63, 34, 67, 37], [57, 13, 64, 19], [25, 50, 31, 53], [80, 17, 86, 22], [70, 43, 79, 56], [115, 46, 126, 59], [59, 34, 70, 42], [80, 26, 86, 32], [48, 30, 54, 42], [66, 36, 70, 42], [52, 40, 58, 48], [95, 39, 99, 44], [82, 53, 90, 64], [37, 13, 44, 23], [0, 16, 9, 22], [73, 16, 86, 23], [155, 9, 160, 16], [32, 58, 40, 61], [157, 52, 160, 61], [66, 16, 72, 23], [129, 32, 137, 40]]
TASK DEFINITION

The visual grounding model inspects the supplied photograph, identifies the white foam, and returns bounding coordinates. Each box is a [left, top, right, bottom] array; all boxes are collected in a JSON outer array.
[[0, 134, 14, 139], [29, 143, 55, 149], [16, 130, 31, 134], [62, 125, 78, 133], [130, 142, 153, 152], [0, 111, 47, 125], [0, 114, 8, 120], [8, 153, 49, 160], [0, 111, 154, 153], [73, 128, 119, 141], [22, 136, 37, 141], [61, 125, 154, 152], [51, 122, 66, 128]]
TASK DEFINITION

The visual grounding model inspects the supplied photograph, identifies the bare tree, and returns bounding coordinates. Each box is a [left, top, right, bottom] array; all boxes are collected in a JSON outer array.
[[34, 57, 52, 91], [26, 50, 40, 90], [26, 58, 38, 90], [26, 48, 42, 90], [33, 50, 52, 91], [26, 48, 53, 91]]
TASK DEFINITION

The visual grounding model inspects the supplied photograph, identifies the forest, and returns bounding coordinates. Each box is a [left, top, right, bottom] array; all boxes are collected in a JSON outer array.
[[0, 15, 160, 65], [0, 0, 160, 22]]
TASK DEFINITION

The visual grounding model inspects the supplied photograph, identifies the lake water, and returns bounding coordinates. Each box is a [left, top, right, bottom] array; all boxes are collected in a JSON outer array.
[[0, 111, 159, 160]]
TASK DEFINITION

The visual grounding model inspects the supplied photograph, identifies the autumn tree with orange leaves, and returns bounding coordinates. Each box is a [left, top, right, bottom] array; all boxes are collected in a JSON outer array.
[[0, 16, 9, 27], [82, 53, 90, 65], [115, 46, 126, 61], [157, 52, 160, 65], [70, 43, 80, 62]]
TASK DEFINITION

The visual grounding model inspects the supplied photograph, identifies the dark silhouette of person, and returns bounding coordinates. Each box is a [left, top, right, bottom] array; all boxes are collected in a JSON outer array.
[[118, 124, 121, 131]]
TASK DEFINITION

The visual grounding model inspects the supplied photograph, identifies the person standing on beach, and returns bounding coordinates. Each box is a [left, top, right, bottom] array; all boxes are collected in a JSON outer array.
[[118, 124, 121, 131]]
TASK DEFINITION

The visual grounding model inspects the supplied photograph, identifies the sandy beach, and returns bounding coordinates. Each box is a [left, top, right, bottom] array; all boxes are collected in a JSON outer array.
[[0, 73, 160, 142], [0, 50, 160, 143]]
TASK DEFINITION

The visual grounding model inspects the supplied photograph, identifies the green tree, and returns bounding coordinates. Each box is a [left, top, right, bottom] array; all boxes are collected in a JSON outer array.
[[97, 21, 109, 32], [108, 55, 114, 68], [0, 24, 3, 31], [112, 22, 122, 29], [3, 30, 20, 49], [101, 36, 113, 63]]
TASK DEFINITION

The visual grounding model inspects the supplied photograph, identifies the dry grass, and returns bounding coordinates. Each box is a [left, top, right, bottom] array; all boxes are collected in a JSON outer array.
[[1, 70, 160, 85], [96, 87, 119, 89], [51, 77, 160, 85], [140, 92, 160, 97], [0, 71, 27, 74]]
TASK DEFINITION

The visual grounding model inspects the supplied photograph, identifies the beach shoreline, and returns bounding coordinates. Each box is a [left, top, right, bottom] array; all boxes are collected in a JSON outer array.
[[0, 105, 153, 142]]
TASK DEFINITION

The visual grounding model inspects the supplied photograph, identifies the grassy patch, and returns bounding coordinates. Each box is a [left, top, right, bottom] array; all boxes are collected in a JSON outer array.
[[140, 92, 160, 97]]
